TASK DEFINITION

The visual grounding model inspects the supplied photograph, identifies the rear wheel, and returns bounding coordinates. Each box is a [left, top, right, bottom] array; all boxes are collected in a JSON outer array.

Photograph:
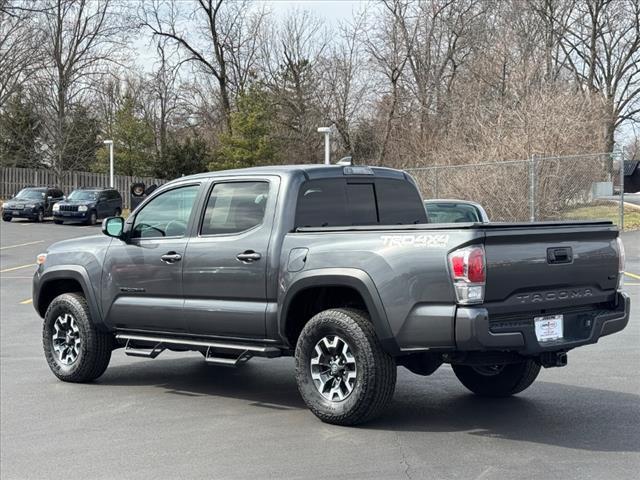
[[42, 293, 112, 382], [295, 308, 396, 425], [452, 359, 541, 397]]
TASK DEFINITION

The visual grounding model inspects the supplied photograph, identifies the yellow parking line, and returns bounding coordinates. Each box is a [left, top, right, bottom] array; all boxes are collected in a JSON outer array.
[[0, 264, 35, 273], [0, 240, 44, 250], [625, 283, 640, 286], [624, 271, 640, 280], [19, 298, 32, 304]]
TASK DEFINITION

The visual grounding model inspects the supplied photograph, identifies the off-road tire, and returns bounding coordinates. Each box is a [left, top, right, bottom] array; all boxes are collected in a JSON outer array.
[[452, 359, 541, 397], [43, 293, 112, 382], [295, 308, 396, 425]]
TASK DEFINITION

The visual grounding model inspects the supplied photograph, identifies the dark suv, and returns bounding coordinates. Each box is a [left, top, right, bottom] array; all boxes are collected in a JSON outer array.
[[53, 188, 122, 225], [2, 187, 64, 222]]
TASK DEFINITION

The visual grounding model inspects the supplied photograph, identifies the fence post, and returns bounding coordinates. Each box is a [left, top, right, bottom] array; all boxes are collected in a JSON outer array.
[[529, 154, 536, 222], [434, 167, 439, 197], [617, 149, 624, 231]]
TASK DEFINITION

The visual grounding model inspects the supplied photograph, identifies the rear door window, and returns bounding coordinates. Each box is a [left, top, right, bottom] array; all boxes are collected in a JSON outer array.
[[200, 181, 269, 235]]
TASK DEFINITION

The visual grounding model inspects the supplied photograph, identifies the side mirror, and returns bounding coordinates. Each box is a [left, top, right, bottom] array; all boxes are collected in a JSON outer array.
[[102, 216, 124, 238]]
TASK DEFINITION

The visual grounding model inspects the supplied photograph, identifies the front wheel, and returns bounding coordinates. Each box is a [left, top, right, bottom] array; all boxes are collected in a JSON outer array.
[[2, 216, 11, 222], [34, 209, 44, 222], [295, 308, 396, 425], [42, 293, 113, 382], [86, 210, 97, 225], [452, 359, 541, 397]]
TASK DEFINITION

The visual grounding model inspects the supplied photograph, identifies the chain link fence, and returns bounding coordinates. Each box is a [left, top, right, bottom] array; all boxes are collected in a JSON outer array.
[[406, 152, 627, 227]]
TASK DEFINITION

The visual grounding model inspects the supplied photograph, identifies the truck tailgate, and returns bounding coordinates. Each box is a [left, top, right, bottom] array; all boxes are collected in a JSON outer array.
[[482, 222, 619, 315]]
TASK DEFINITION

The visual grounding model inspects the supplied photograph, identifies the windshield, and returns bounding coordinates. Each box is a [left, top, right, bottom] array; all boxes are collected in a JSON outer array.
[[425, 202, 481, 223], [15, 189, 45, 200], [68, 190, 98, 201]]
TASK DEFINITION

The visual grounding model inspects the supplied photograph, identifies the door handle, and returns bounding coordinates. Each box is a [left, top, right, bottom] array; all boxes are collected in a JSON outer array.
[[236, 251, 262, 262], [161, 252, 182, 264]]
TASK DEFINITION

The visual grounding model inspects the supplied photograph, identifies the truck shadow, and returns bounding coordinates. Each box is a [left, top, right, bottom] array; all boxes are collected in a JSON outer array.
[[100, 357, 639, 453]]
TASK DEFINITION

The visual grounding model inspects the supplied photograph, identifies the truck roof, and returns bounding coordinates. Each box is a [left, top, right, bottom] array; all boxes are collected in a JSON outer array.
[[171, 164, 409, 184]]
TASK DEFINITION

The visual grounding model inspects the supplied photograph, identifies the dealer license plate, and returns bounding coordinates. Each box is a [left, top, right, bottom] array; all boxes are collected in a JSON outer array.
[[534, 314, 564, 342]]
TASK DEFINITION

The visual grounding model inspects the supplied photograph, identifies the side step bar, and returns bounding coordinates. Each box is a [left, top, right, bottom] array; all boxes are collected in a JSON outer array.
[[116, 333, 282, 366]]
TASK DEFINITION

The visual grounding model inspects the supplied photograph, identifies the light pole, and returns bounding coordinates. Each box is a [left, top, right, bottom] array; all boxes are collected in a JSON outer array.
[[317, 127, 331, 165], [103, 140, 114, 187]]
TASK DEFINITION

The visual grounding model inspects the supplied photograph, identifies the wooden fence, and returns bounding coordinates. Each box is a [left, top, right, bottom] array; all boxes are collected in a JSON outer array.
[[0, 167, 167, 209]]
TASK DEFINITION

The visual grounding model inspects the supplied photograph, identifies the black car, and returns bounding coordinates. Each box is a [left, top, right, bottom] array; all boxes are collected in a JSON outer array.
[[53, 188, 122, 225], [2, 187, 64, 222]]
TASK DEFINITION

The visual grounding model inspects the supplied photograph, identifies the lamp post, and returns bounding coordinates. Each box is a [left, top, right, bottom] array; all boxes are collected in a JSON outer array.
[[103, 140, 114, 187], [317, 127, 331, 165]]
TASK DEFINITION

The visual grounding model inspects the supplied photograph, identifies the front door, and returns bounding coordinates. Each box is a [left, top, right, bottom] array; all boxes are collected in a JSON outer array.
[[182, 179, 278, 338], [95, 193, 110, 218], [102, 184, 201, 333]]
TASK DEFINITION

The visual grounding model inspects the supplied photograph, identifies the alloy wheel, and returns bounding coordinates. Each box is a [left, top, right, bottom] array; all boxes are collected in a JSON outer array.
[[51, 313, 82, 365], [310, 335, 357, 402]]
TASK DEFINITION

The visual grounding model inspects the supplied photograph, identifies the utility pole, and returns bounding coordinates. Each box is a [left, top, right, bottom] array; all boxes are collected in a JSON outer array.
[[103, 140, 114, 187], [317, 127, 331, 165]]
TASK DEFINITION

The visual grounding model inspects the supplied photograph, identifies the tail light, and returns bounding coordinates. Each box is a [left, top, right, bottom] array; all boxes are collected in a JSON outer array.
[[448, 245, 486, 304], [616, 237, 625, 291]]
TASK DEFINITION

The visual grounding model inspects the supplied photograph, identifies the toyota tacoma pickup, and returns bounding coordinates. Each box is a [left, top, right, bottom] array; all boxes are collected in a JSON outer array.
[[33, 165, 630, 425]]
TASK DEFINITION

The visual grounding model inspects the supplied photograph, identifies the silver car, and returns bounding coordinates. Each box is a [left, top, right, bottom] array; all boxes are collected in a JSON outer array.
[[424, 199, 490, 223]]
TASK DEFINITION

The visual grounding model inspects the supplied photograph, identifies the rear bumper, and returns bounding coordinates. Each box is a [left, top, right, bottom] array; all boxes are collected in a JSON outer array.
[[455, 292, 630, 355]]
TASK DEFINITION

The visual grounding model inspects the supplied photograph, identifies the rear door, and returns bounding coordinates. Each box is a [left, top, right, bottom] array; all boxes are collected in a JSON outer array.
[[182, 177, 279, 338], [103, 183, 201, 332], [483, 223, 619, 315]]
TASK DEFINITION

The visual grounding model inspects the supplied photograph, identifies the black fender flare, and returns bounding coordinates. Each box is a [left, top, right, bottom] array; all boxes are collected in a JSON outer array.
[[35, 266, 107, 331], [279, 268, 399, 354]]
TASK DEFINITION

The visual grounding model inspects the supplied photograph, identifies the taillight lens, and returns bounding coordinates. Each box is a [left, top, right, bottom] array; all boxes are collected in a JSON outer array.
[[616, 237, 625, 290], [448, 245, 486, 304]]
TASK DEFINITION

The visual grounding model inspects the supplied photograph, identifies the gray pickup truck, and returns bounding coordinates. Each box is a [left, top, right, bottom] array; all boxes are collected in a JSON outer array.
[[33, 165, 630, 425]]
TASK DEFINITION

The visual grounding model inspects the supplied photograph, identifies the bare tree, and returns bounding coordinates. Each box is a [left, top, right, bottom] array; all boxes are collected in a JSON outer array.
[[0, 0, 46, 107], [30, 0, 129, 176], [141, 0, 268, 134], [559, 0, 640, 154], [261, 9, 328, 163], [142, 40, 184, 163], [364, 0, 414, 164], [320, 13, 372, 156]]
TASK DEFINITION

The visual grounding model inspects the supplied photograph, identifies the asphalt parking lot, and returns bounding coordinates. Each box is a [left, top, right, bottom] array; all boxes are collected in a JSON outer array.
[[1, 219, 639, 479]]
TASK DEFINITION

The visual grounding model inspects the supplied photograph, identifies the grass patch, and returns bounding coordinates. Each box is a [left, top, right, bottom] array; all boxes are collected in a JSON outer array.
[[561, 203, 640, 230]]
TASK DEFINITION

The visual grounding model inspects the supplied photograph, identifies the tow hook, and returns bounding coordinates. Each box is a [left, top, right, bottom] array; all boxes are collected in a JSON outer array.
[[539, 351, 568, 368]]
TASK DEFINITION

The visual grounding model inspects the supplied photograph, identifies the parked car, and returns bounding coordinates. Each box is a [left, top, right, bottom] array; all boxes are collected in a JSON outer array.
[[424, 199, 490, 223], [2, 187, 64, 222], [33, 165, 629, 425], [53, 187, 122, 225]]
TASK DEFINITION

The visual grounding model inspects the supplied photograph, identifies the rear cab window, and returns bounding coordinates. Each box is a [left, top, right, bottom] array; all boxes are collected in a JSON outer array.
[[295, 177, 427, 228]]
